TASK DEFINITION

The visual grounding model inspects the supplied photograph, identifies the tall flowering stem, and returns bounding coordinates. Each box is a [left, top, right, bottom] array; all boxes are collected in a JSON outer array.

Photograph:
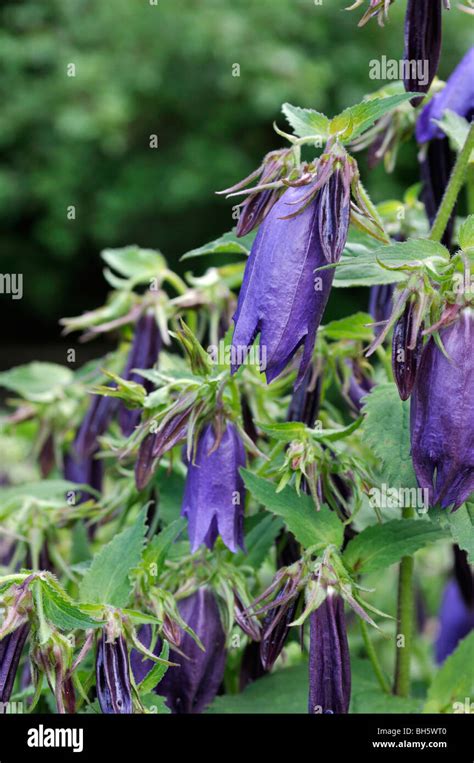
[[429, 122, 474, 244], [393, 505, 415, 697]]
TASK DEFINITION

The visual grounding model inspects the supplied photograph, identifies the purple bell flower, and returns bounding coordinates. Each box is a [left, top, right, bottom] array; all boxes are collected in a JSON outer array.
[[403, 0, 443, 107], [156, 589, 226, 714], [119, 312, 162, 437], [435, 579, 474, 664], [416, 47, 474, 144], [182, 422, 246, 553], [0, 624, 29, 703], [410, 309, 474, 510], [63, 449, 103, 503], [73, 393, 116, 460], [308, 593, 351, 714], [231, 183, 346, 385], [96, 631, 133, 714]]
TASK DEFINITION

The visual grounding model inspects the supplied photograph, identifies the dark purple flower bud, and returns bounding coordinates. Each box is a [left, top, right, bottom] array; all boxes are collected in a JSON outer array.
[[416, 47, 474, 143], [182, 422, 246, 553], [96, 631, 133, 714], [0, 624, 29, 703], [369, 283, 395, 329], [134, 432, 157, 492], [63, 450, 103, 503], [260, 586, 300, 671], [453, 545, 474, 607], [410, 309, 474, 510], [435, 579, 474, 664], [39, 434, 55, 477], [308, 594, 351, 714], [419, 138, 455, 248], [239, 641, 267, 690], [157, 588, 226, 714], [231, 184, 340, 385], [287, 363, 321, 427], [317, 168, 351, 264], [403, 0, 443, 107], [392, 301, 424, 401], [73, 393, 116, 460], [119, 312, 162, 437]]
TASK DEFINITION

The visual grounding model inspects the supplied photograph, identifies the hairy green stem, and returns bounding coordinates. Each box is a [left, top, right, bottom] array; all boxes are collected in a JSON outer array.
[[393, 505, 415, 697], [429, 122, 474, 244], [360, 619, 390, 694]]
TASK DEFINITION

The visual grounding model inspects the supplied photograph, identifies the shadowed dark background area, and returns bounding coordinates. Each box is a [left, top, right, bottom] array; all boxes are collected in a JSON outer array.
[[0, 0, 471, 369]]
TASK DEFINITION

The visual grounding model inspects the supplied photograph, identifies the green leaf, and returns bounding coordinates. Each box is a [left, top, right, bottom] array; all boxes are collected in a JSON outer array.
[[153, 467, 186, 525], [343, 519, 448, 575], [281, 103, 330, 140], [138, 641, 170, 694], [40, 580, 102, 631], [206, 662, 308, 713], [458, 215, 474, 251], [430, 502, 474, 563], [433, 110, 473, 157], [180, 230, 256, 261], [350, 659, 421, 713], [101, 246, 166, 285], [321, 312, 374, 341], [235, 513, 284, 570], [241, 470, 343, 550], [79, 509, 147, 608], [0, 362, 73, 402], [142, 518, 186, 577], [335, 93, 419, 143], [362, 384, 418, 489], [424, 632, 474, 713], [328, 238, 449, 288]]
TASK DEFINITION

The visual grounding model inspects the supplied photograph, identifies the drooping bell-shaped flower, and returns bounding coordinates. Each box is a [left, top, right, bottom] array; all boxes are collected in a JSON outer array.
[[435, 579, 474, 664], [96, 631, 133, 714], [410, 309, 474, 510], [308, 592, 351, 714], [403, 0, 443, 106], [416, 47, 474, 144], [182, 422, 246, 553], [157, 588, 226, 714], [231, 180, 348, 385], [260, 584, 301, 671], [0, 624, 29, 703], [63, 450, 103, 503], [392, 301, 424, 401], [119, 312, 162, 437]]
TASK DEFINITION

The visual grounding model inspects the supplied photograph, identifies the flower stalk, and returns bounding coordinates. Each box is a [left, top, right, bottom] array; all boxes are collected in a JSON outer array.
[[429, 122, 474, 244]]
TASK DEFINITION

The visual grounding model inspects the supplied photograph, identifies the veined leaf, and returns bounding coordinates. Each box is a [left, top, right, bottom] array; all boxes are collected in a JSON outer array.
[[282, 103, 331, 140], [180, 230, 256, 261], [343, 519, 448, 574], [241, 470, 343, 550], [79, 509, 147, 608], [0, 362, 73, 403], [424, 632, 474, 713]]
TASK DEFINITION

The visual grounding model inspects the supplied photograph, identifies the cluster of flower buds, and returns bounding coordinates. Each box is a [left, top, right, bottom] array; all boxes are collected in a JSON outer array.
[[218, 148, 298, 237], [411, 308, 474, 510]]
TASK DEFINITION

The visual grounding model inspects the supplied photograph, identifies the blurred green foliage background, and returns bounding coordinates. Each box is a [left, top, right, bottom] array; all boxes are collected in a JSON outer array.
[[0, 0, 471, 354]]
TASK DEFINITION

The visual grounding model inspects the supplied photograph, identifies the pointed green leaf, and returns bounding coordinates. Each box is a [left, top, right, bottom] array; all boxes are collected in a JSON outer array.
[[282, 103, 331, 140]]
